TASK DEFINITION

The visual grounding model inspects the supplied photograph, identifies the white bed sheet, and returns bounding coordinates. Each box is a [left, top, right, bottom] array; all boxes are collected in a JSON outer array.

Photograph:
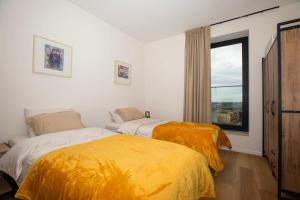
[[0, 127, 116, 185], [116, 118, 170, 137], [105, 122, 122, 133]]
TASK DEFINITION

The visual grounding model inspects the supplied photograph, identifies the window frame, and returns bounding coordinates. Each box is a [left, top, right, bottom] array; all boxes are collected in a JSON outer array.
[[211, 36, 249, 132]]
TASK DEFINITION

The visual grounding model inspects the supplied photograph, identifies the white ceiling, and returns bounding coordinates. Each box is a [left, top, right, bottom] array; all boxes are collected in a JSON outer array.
[[70, 0, 299, 42]]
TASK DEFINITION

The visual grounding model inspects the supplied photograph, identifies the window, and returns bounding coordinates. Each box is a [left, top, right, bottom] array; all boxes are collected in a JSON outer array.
[[211, 37, 249, 132]]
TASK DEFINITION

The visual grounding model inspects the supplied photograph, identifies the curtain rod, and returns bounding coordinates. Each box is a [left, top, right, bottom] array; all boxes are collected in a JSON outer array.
[[210, 6, 279, 26]]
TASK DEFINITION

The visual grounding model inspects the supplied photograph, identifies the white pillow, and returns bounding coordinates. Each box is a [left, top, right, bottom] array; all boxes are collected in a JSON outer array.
[[108, 110, 124, 124], [24, 107, 74, 137], [28, 127, 36, 137], [8, 135, 29, 147]]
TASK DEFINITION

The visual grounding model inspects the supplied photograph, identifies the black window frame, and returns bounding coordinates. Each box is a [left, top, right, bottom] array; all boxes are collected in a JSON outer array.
[[211, 36, 249, 132]]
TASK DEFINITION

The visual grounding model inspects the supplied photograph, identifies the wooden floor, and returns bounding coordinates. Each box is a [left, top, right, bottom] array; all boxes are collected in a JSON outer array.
[[0, 150, 277, 200], [204, 150, 277, 200]]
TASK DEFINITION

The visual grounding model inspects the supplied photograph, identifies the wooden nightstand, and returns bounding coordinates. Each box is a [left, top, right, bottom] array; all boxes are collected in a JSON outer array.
[[0, 143, 9, 158]]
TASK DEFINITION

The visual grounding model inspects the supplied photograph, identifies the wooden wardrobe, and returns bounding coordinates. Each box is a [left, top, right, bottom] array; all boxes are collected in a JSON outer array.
[[263, 18, 300, 199]]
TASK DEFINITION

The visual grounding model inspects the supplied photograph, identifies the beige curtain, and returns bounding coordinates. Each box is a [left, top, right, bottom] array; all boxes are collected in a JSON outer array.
[[183, 26, 211, 123]]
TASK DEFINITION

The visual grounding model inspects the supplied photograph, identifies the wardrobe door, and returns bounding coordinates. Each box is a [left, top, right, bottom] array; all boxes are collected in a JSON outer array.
[[282, 114, 300, 192], [281, 27, 300, 193], [263, 58, 269, 158], [281, 28, 300, 111], [267, 45, 275, 170], [271, 39, 279, 178]]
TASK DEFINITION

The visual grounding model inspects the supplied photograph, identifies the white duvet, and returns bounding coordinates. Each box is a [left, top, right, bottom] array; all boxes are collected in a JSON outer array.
[[117, 118, 170, 137], [0, 127, 116, 185]]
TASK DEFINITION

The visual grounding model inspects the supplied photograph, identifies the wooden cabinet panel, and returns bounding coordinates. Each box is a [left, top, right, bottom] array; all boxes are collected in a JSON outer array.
[[266, 47, 273, 160], [265, 39, 278, 177], [264, 39, 279, 178], [263, 59, 269, 158], [282, 113, 300, 193], [281, 28, 300, 111], [272, 39, 279, 178]]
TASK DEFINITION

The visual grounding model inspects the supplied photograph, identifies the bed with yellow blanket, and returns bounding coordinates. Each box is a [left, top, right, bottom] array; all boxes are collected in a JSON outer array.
[[153, 122, 232, 173], [15, 134, 215, 200]]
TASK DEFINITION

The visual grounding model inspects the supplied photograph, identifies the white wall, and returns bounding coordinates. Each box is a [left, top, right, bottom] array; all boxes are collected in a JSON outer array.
[[144, 2, 300, 155], [0, 0, 144, 142]]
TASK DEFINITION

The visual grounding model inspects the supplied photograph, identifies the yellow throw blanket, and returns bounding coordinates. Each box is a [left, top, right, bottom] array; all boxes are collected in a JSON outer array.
[[152, 122, 232, 173], [16, 134, 215, 200]]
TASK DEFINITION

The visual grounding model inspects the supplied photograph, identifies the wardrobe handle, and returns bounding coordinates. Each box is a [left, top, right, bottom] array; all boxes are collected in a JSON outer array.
[[272, 163, 276, 169], [266, 101, 269, 113], [270, 161, 276, 169], [271, 100, 275, 116], [271, 149, 275, 155]]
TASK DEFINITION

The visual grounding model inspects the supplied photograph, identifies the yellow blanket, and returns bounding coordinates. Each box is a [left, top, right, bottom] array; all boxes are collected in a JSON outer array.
[[16, 134, 215, 200], [152, 122, 232, 173]]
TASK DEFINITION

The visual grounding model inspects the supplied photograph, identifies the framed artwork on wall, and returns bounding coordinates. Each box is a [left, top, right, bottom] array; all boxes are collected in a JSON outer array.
[[114, 60, 131, 85], [33, 35, 72, 78]]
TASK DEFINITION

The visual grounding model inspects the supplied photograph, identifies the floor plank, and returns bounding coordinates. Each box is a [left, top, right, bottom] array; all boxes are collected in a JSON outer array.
[[205, 150, 277, 200], [239, 167, 260, 200], [251, 155, 277, 193]]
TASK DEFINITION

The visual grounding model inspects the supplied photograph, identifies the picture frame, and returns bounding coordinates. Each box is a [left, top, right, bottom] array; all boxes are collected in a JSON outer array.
[[114, 60, 131, 85], [33, 35, 72, 78]]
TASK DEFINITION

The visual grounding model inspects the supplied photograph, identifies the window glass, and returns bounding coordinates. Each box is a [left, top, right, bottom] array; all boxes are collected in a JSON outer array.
[[211, 38, 248, 131]]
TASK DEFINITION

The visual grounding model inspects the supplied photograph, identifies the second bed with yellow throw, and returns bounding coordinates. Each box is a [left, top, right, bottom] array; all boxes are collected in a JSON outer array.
[[16, 134, 215, 200], [153, 122, 232, 173]]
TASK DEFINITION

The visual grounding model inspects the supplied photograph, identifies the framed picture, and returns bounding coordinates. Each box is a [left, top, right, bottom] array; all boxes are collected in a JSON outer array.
[[33, 35, 72, 78], [114, 60, 131, 85]]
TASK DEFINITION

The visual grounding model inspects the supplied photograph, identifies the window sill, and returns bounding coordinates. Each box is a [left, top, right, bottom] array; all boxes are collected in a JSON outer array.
[[224, 130, 249, 136]]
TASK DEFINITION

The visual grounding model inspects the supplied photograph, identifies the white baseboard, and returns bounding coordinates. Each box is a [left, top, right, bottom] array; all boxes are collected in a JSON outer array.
[[220, 146, 262, 156]]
